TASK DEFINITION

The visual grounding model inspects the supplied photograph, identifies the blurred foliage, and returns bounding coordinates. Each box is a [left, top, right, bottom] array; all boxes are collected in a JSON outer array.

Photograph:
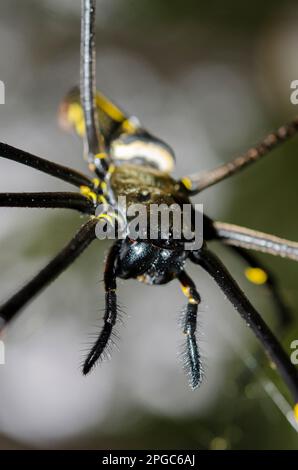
[[116, 0, 297, 32]]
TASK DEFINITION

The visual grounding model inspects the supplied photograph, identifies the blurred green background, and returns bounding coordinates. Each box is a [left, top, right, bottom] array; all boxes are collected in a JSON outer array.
[[0, 0, 298, 449]]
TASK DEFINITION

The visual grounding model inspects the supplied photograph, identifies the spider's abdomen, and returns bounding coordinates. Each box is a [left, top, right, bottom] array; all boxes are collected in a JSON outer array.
[[110, 131, 176, 173], [117, 239, 188, 285]]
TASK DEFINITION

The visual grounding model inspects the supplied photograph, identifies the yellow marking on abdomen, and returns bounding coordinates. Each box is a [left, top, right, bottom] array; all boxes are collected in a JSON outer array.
[[111, 139, 175, 173]]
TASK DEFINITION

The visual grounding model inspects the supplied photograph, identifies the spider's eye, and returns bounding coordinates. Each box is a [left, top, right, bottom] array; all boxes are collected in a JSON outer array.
[[139, 190, 151, 202]]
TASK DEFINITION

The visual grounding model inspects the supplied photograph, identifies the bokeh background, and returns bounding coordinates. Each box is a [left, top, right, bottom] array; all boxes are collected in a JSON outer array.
[[0, 0, 298, 450]]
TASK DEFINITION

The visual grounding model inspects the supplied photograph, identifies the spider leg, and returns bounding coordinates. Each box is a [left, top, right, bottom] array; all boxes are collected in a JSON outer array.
[[228, 246, 292, 329], [0, 142, 94, 189], [0, 218, 97, 332], [83, 241, 121, 374], [0, 192, 94, 214], [181, 117, 298, 194], [178, 270, 203, 389], [81, 0, 109, 177], [190, 246, 298, 413], [213, 221, 298, 261]]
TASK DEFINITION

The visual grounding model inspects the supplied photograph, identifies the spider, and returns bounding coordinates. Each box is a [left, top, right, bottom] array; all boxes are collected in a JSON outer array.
[[0, 0, 298, 421]]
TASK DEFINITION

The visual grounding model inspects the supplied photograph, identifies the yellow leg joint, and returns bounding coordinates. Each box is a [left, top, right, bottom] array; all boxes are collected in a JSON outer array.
[[180, 284, 198, 304], [181, 177, 193, 191], [108, 164, 116, 175], [80, 185, 98, 205], [245, 267, 268, 285], [94, 152, 108, 161], [97, 212, 118, 225], [94, 152, 108, 170], [97, 194, 108, 204], [121, 118, 137, 134], [100, 181, 108, 194], [97, 213, 114, 225]]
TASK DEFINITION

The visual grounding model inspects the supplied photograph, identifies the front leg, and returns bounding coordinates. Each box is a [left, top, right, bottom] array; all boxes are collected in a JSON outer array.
[[80, 0, 109, 178], [0, 142, 94, 189]]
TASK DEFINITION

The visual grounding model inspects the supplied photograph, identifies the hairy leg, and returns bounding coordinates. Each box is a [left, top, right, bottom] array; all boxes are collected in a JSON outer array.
[[83, 241, 121, 374], [191, 246, 298, 414], [178, 270, 203, 389]]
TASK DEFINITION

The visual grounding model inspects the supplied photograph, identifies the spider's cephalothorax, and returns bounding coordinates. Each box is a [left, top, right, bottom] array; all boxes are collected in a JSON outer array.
[[110, 164, 191, 284], [1, 0, 298, 421]]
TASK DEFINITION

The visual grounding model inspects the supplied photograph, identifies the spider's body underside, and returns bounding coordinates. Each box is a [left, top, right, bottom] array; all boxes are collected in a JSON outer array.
[[1, 0, 298, 423]]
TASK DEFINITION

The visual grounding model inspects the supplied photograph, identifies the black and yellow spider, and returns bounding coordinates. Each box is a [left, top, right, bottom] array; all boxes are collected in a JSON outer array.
[[0, 0, 298, 421]]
